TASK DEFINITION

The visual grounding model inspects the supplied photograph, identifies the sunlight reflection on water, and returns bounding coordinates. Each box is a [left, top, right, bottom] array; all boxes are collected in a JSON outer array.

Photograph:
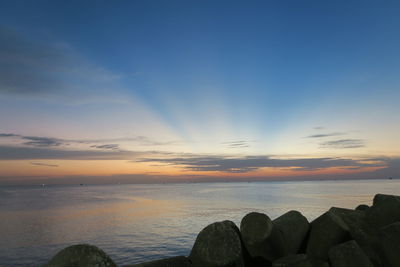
[[0, 179, 399, 266]]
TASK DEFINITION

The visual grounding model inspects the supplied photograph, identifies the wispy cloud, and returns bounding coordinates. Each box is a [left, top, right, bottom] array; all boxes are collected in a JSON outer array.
[[138, 155, 386, 173], [221, 140, 253, 149], [0, 133, 19, 137], [0, 145, 141, 160], [320, 139, 365, 149], [0, 132, 180, 149], [22, 136, 64, 147], [31, 162, 59, 167], [304, 133, 345, 138], [0, 133, 64, 147], [90, 144, 120, 150], [0, 132, 176, 160], [69, 135, 181, 147]]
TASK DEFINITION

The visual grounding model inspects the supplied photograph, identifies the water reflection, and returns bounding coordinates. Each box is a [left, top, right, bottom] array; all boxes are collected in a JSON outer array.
[[0, 179, 399, 266]]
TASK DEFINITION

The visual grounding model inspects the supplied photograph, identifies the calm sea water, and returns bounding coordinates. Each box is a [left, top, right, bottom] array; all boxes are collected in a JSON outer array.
[[0, 179, 399, 266]]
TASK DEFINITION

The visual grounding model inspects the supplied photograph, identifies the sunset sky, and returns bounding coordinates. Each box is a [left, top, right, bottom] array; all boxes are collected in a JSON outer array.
[[1, 1, 399, 184]]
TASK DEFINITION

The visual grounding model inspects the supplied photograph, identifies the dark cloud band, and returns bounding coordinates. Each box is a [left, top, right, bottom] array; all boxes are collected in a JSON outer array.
[[138, 155, 386, 173]]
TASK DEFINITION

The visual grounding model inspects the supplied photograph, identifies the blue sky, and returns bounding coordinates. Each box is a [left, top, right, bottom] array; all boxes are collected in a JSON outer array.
[[0, 1, 399, 183]]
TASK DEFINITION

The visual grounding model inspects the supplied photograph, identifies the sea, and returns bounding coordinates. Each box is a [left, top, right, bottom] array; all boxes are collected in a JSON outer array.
[[0, 179, 399, 266]]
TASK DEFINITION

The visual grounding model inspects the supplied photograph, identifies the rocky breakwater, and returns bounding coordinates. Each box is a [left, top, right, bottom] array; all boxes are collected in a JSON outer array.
[[45, 193, 400, 267]]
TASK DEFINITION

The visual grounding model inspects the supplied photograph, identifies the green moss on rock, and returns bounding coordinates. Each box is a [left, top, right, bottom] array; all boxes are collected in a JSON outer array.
[[45, 244, 116, 267]]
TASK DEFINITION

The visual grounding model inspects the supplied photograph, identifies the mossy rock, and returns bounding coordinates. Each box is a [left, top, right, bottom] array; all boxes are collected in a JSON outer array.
[[45, 244, 116, 267], [306, 211, 350, 260], [273, 210, 309, 255], [241, 212, 286, 263], [328, 240, 374, 267], [189, 220, 245, 267], [366, 194, 400, 228]]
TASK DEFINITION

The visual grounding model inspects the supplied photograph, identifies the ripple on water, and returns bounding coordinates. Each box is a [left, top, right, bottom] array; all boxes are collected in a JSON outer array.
[[1, 180, 399, 266]]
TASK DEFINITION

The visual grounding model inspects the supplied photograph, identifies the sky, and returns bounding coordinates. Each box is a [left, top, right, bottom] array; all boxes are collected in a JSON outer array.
[[0, 0, 399, 185]]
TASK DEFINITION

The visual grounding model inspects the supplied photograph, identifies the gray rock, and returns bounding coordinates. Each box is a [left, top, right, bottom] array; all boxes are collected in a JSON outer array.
[[273, 210, 310, 255], [272, 254, 312, 267], [366, 193, 400, 228], [328, 240, 374, 267], [355, 204, 369, 211], [381, 221, 400, 242], [240, 212, 286, 263], [377, 221, 400, 267], [189, 220, 245, 267], [306, 211, 350, 261], [45, 244, 116, 267], [308, 258, 329, 267], [373, 193, 400, 205], [328, 207, 381, 265], [126, 256, 192, 267]]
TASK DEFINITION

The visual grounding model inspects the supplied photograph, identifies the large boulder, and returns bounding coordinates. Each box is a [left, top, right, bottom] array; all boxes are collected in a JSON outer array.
[[365, 194, 400, 228], [306, 211, 350, 261], [328, 240, 374, 267], [376, 221, 400, 267], [328, 207, 382, 266], [189, 220, 245, 267], [126, 256, 192, 267], [272, 254, 312, 267], [240, 212, 286, 264], [45, 244, 116, 267], [273, 210, 310, 255]]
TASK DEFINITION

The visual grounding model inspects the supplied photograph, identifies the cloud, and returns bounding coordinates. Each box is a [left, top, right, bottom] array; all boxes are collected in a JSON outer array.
[[21, 136, 64, 147], [320, 139, 365, 149], [90, 144, 120, 150], [64, 135, 179, 147], [0, 145, 141, 160], [0, 133, 19, 137], [138, 155, 386, 173], [304, 133, 345, 138], [31, 162, 59, 167], [0, 133, 64, 147], [221, 140, 252, 149], [0, 132, 180, 149]]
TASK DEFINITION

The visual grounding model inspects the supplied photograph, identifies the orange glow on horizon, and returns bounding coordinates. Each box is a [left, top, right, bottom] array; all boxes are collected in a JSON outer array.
[[0, 159, 387, 183]]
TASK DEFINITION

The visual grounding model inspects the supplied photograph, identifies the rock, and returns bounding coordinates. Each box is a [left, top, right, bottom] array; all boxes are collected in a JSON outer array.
[[373, 193, 400, 205], [366, 193, 400, 228], [355, 204, 369, 211], [328, 240, 374, 267], [272, 254, 312, 267], [381, 221, 400, 243], [328, 207, 381, 266], [273, 210, 310, 255], [377, 222, 400, 267], [189, 220, 245, 267], [240, 212, 286, 264], [308, 258, 329, 267], [306, 211, 350, 261], [126, 256, 192, 267], [45, 244, 116, 267]]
